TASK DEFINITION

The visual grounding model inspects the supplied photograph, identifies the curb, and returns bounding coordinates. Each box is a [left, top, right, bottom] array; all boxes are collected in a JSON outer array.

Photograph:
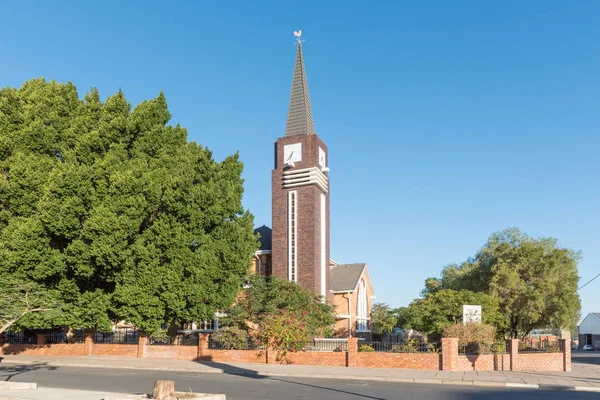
[[0, 381, 37, 390], [2, 359, 600, 393]]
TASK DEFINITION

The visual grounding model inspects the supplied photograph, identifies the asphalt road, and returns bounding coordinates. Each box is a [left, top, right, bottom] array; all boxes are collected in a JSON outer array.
[[0, 364, 597, 400], [572, 351, 600, 366]]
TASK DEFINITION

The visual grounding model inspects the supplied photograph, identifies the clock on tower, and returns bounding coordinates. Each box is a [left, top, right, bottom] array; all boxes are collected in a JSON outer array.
[[271, 35, 330, 301]]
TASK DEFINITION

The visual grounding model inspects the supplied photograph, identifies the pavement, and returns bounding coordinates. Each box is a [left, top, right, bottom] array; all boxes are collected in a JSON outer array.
[[0, 388, 138, 400], [2, 354, 600, 394]]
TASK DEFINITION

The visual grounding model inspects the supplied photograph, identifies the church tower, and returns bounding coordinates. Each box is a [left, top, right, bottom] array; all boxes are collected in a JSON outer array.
[[271, 37, 330, 300]]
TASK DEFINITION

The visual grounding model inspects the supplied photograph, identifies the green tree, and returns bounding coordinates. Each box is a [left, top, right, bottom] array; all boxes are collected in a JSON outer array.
[[404, 289, 502, 339], [371, 303, 397, 334], [0, 276, 55, 334], [226, 275, 335, 337], [0, 79, 258, 334], [420, 228, 581, 338]]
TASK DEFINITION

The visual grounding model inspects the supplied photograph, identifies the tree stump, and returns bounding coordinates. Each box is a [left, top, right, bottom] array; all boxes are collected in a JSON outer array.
[[153, 380, 175, 400]]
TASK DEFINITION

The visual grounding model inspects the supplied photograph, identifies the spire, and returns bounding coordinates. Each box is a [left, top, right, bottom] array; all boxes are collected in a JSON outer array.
[[285, 41, 316, 136]]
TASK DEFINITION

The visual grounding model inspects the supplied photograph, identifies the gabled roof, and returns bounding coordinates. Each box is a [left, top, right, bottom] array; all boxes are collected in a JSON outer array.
[[591, 313, 600, 322], [254, 225, 272, 251], [285, 43, 316, 136], [330, 263, 366, 292]]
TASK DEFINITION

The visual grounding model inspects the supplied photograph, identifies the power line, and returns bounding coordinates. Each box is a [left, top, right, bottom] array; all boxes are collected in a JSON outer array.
[[578, 273, 600, 291]]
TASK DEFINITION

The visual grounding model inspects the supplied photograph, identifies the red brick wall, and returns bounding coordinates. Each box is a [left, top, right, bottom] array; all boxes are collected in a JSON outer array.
[[517, 353, 563, 371], [145, 346, 198, 360], [285, 351, 346, 367], [456, 354, 510, 371], [1, 339, 568, 372], [356, 352, 441, 370], [90, 344, 138, 357], [200, 349, 266, 363]]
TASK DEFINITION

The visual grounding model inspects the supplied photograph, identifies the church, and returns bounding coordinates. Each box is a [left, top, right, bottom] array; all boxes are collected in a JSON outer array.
[[251, 35, 376, 338]]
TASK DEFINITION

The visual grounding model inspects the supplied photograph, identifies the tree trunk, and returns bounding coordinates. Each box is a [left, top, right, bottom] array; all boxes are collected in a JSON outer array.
[[152, 380, 175, 400]]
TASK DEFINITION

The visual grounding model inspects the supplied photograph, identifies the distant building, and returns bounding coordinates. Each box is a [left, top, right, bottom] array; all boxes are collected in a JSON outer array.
[[578, 313, 600, 349]]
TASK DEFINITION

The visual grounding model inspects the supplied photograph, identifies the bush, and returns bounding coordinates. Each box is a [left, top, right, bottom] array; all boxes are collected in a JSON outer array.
[[358, 344, 375, 352], [210, 327, 250, 350], [442, 323, 495, 344]]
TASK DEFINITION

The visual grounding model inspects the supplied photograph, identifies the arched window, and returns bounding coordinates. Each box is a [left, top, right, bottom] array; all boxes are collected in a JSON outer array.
[[356, 279, 369, 332]]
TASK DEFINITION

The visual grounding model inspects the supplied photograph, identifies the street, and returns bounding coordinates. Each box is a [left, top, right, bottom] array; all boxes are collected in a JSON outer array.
[[0, 364, 597, 400]]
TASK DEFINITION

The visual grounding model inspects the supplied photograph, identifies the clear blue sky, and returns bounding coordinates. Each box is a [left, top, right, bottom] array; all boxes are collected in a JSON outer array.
[[1, 1, 599, 321]]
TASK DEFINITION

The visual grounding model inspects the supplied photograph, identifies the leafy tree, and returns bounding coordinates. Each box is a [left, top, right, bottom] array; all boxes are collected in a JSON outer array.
[[404, 289, 502, 339], [0, 276, 55, 334], [420, 228, 580, 338], [255, 309, 312, 363], [0, 79, 258, 334], [371, 303, 397, 334], [226, 275, 335, 337]]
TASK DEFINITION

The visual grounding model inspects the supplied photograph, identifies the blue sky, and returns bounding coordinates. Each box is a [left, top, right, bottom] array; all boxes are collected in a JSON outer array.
[[1, 1, 599, 320]]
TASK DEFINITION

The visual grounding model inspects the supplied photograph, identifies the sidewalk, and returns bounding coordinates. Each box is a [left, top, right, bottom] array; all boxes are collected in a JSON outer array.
[[2, 355, 600, 392], [0, 387, 137, 400]]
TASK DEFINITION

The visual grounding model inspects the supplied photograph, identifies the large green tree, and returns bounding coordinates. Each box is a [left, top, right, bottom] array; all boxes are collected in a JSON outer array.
[[416, 228, 580, 338], [0, 78, 258, 333]]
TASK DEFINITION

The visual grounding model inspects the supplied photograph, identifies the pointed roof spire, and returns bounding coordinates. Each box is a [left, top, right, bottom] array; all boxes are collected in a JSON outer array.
[[285, 36, 316, 136]]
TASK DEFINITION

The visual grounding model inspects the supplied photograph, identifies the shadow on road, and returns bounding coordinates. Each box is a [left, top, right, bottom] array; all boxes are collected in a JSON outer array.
[[194, 360, 267, 379], [0, 363, 58, 382]]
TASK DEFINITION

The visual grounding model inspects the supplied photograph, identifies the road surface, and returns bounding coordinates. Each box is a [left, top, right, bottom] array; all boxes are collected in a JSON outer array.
[[1, 364, 597, 399]]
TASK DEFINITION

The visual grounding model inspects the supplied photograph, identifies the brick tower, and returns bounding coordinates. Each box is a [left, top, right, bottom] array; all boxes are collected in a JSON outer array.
[[271, 38, 330, 300]]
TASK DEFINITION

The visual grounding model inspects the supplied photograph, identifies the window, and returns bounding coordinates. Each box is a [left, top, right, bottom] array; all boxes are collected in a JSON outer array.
[[288, 191, 297, 282], [356, 279, 369, 332]]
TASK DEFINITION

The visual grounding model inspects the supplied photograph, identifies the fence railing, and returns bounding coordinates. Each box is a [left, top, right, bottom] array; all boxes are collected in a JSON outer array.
[[148, 334, 199, 346], [359, 340, 440, 353], [518, 339, 561, 353], [458, 342, 509, 355], [93, 329, 139, 344], [4, 331, 37, 345], [208, 338, 265, 350], [304, 339, 348, 352], [46, 329, 86, 344]]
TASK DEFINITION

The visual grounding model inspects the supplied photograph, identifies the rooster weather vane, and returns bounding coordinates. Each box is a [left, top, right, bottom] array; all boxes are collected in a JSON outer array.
[[294, 30, 304, 45]]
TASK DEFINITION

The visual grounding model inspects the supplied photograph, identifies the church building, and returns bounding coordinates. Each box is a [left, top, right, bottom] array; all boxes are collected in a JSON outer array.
[[251, 35, 376, 338]]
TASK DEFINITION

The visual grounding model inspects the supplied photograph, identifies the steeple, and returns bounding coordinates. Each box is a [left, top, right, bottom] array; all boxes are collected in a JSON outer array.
[[285, 42, 316, 136]]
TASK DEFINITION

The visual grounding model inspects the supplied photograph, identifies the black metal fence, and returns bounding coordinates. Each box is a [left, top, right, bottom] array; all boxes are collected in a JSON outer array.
[[93, 329, 139, 344], [46, 329, 86, 344], [5, 331, 37, 345], [148, 334, 199, 346], [359, 340, 440, 353], [518, 339, 561, 353], [304, 339, 348, 352], [208, 338, 265, 350]]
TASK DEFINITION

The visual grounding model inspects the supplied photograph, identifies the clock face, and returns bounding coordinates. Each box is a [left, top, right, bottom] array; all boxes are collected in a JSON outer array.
[[283, 143, 302, 163], [319, 147, 326, 168]]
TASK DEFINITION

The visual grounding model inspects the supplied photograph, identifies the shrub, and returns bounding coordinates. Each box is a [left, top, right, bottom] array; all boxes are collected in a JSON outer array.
[[255, 309, 312, 363], [210, 327, 250, 350], [442, 323, 495, 344], [358, 344, 375, 352]]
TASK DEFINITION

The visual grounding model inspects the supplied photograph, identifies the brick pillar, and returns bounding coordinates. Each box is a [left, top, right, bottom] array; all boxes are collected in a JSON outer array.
[[84, 329, 94, 356], [441, 338, 458, 371], [347, 337, 358, 368], [137, 333, 148, 358], [560, 338, 571, 372], [197, 333, 209, 360], [37, 333, 47, 345], [267, 346, 276, 364], [0, 332, 5, 346], [508, 339, 519, 371]]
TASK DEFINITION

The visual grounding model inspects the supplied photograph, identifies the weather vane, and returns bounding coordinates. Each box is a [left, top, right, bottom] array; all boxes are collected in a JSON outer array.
[[293, 30, 304, 45]]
